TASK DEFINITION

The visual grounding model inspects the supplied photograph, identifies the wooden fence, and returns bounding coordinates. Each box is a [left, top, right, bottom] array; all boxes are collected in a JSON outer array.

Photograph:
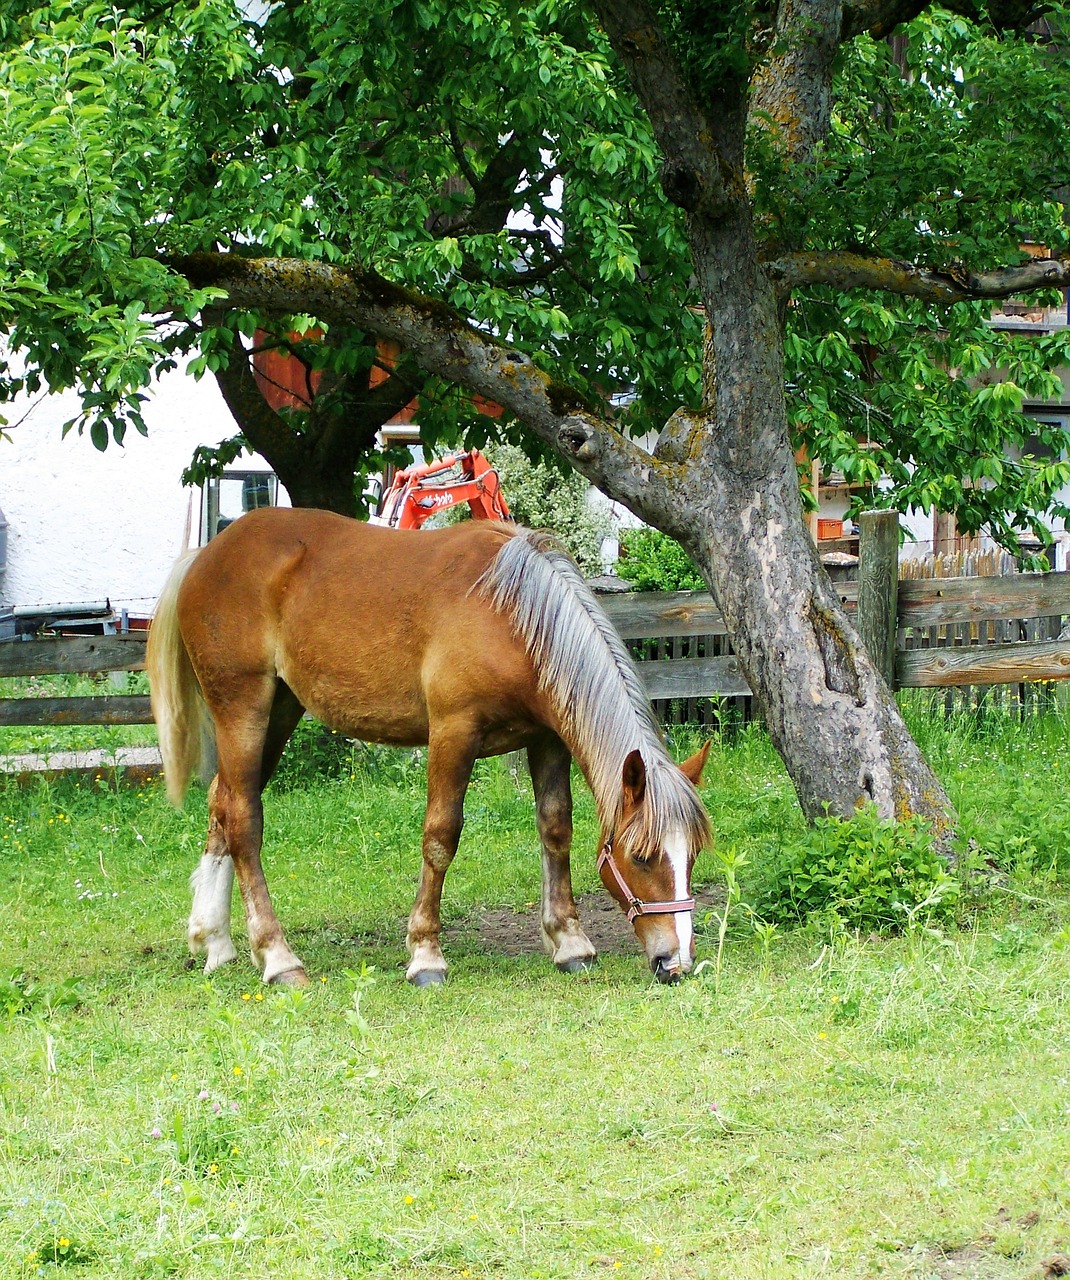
[[0, 633, 152, 731], [5, 512, 1070, 741], [600, 511, 1070, 721]]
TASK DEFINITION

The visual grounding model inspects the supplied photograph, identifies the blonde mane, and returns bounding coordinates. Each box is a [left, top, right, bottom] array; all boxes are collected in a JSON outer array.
[[478, 530, 709, 857]]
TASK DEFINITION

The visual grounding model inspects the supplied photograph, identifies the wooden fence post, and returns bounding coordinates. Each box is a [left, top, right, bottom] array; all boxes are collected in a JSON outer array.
[[856, 510, 900, 689]]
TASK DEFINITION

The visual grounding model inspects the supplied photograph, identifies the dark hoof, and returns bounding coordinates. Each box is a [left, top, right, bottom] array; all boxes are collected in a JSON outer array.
[[652, 960, 683, 986], [183, 958, 197, 971], [409, 969, 447, 987], [556, 955, 597, 974], [268, 966, 310, 987]]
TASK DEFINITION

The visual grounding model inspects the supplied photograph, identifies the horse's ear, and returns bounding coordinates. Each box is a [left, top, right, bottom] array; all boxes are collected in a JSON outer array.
[[679, 740, 711, 786], [621, 749, 647, 806]]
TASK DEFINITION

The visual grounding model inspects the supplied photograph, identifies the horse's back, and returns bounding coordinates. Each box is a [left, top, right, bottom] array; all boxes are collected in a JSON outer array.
[[181, 507, 514, 616], [177, 508, 532, 744]]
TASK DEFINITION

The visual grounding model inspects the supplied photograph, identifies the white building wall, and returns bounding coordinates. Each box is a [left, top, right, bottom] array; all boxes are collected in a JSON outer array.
[[0, 364, 281, 613]]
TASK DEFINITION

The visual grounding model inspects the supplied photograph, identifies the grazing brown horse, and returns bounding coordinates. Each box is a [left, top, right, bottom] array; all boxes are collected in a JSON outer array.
[[147, 508, 711, 986]]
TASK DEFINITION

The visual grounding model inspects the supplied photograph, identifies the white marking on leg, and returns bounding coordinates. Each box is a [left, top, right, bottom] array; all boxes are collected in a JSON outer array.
[[540, 851, 597, 968], [666, 830, 694, 972], [188, 854, 238, 972], [540, 917, 597, 968], [406, 939, 448, 984], [255, 937, 306, 985]]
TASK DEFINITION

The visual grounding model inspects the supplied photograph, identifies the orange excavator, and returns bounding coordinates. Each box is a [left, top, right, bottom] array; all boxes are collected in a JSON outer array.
[[374, 448, 512, 529]]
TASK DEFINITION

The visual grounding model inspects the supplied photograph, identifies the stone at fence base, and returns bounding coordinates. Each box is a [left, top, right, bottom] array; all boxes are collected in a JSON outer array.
[[0, 744, 163, 786]]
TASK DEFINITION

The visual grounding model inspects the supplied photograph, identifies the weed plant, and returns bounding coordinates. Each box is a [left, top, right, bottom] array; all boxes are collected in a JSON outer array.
[[751, 805, 959, 932]]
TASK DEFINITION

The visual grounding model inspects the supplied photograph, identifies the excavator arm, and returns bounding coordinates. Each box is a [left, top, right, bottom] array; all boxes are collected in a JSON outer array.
[[375, 449, 512, 529]]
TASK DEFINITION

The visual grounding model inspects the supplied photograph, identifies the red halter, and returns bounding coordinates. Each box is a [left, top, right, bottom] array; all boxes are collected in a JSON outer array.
[[597, 839, 696, 924]]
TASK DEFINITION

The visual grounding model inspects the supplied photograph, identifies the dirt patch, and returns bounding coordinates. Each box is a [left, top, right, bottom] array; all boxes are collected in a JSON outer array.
[[443, 889, 723, 959], [914, 1247, 1069, 1280], [919, 1248, 1017, 1280]]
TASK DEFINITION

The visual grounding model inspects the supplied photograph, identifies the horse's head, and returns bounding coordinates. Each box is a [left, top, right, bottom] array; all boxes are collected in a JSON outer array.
[[598, 743, 711, 984]]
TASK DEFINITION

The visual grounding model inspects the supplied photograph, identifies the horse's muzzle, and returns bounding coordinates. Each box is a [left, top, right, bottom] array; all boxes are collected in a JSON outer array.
[[651, 955, 683, 985]]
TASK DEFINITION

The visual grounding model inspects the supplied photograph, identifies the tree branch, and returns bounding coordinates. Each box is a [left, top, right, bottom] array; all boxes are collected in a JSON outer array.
[[589, 0, 730, 217], [447, 120, 481, 191], [364, 353, 423, 423], [840, 0, 931, 39], [765, 249, 1070, 301], [207, 334, 303, 473], [170, 252, 679, 521], [307, 328, 425, 472], [841, 0, 1051, 38]]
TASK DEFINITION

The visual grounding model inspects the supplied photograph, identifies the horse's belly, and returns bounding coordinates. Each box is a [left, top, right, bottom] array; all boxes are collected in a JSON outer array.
[[281, 664, 430, 747], [310, 696, 429, 746]]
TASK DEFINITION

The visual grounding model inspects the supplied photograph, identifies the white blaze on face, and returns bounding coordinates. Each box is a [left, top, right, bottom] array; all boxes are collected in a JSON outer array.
[[666, 830, 694, 969]]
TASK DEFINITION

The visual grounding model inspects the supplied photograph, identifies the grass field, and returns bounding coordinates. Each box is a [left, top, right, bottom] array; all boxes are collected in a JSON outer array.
[[1, 714, 1068, 1279]]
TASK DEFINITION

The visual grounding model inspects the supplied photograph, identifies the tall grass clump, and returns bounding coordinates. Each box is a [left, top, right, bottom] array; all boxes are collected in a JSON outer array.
[[901, 703, 1070, 878]]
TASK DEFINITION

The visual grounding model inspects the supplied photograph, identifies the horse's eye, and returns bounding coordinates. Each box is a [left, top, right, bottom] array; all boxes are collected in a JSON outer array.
[[631, 851, 652, 868]]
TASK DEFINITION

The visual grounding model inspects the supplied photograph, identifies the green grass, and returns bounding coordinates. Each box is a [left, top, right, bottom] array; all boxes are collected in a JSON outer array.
[[1, 716, 1068, 1278]]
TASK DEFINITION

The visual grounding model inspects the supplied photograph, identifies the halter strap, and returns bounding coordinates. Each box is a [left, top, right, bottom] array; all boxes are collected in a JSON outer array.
[[597, 840, 696, 924]]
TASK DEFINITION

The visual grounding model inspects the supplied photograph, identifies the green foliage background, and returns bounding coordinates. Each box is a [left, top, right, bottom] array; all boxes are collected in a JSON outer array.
[[486, 444, 611, 575], [1, 1, 1070, 547], [615, 526, 706, 591]]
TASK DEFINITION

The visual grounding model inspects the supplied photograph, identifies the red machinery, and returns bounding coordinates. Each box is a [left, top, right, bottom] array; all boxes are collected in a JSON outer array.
[[375, 448, 511, 529]]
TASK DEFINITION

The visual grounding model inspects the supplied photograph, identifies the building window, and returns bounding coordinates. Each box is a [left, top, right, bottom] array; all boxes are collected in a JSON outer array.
[[1020, 411, 1069, 464], [201, 471, 279, 543]]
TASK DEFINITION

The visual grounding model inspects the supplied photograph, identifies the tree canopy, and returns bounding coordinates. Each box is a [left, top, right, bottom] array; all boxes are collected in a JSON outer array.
[[1, 0, 1068, 541], [0, 1, 703, 510]]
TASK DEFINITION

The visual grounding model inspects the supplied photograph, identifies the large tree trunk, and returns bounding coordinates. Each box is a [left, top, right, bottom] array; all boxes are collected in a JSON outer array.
[[678, 448, 951, 828], [665, 210, 953, 830], [209, 326, 423, 520], [271, 465, 359, 518]]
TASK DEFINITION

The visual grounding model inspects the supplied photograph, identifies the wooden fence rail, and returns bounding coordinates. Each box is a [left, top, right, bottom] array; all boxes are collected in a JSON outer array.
[[6, 529, 1070, 732], [0, 634, 152, 729]]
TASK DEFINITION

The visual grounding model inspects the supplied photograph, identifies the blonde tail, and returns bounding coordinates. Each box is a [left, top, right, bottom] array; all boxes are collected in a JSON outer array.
[[147, 551, 211, 805]]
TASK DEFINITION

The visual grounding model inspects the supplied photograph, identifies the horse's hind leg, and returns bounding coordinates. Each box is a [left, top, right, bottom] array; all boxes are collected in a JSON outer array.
[[406, 724, 477, 986], [529, 734, 596, 973], [188, 775, 239, 973], [258, 681, 306, 790], [190, 680, 308, 986]]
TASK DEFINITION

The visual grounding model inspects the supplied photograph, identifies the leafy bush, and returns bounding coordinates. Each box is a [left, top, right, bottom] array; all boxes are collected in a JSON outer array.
[[486, 443, 611, 574], [616, 526, 705, 591], [752, 806, 960, 932], [272, 719, 355, 789]]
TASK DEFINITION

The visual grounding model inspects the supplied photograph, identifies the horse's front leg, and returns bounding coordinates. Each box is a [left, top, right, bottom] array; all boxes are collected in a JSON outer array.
[[406, 727, 476, 986], [529, 735, 597, 974]]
